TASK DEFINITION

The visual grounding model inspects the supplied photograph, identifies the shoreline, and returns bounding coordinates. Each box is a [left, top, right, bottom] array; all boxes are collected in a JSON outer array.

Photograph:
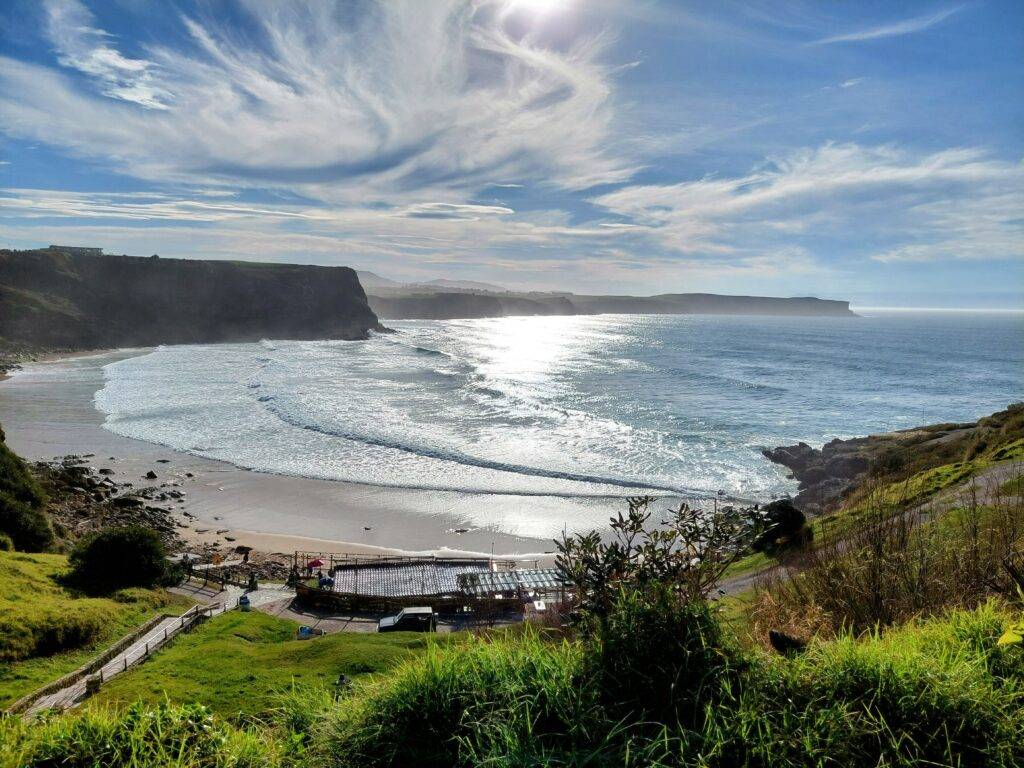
[[0, 349, 630, 559]]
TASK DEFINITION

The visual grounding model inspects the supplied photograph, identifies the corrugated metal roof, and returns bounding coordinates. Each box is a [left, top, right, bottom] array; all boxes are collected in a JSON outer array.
[[458, 569, 571, 597]]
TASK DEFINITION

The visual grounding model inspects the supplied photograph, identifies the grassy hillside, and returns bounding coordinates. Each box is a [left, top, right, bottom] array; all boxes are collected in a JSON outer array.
[[2, 602, 1020, 767], [87, 611, 442, 718], [0, 551, 193, 707]]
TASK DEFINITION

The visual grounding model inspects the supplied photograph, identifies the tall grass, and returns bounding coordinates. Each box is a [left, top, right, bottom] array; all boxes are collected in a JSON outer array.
[[317, 630, 592, 767], [3, 602, 1021, 767], [0, 702, 283, 768], [752, 469, 1024, 639]]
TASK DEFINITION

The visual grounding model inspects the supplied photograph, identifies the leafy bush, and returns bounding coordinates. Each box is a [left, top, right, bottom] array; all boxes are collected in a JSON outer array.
[[68, 525, 167, 592], [0, 532, 12, 551], [590, 586, 740, 724], [557, 496, 764, 616], [751, 498, 811, 553], [0, 425, 52, 551]]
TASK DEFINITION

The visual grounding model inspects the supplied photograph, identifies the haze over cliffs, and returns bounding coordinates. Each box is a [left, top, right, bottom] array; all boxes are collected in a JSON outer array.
[[364, 275, 856, 320], [0, 247, 381, 348]]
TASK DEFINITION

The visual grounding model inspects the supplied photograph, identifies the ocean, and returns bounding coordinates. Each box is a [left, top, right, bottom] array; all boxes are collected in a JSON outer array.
[[94, 311, 1023, 517]]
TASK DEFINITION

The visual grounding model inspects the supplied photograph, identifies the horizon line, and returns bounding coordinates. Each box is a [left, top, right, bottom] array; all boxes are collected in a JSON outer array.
[[853, 306, 1024, 313]]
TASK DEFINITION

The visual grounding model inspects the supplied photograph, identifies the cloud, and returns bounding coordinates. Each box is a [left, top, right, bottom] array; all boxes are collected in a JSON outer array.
[[840, 78, 865, 88], [0, 1, 633, 202], [810, 5, 965, 45], [43, 0, 171, 109], [590, 143, 1024, 265]]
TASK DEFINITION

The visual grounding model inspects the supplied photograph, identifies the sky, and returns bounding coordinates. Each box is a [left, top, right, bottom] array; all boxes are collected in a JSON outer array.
[[0, 0, 1022, 308]]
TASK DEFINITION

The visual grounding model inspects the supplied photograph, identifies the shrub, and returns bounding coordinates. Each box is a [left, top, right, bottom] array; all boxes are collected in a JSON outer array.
[[0, 491, 53, 552], [590, 585, 741, 724], [0, 426, 52, 551], [751, 498, 810, 553], [0, 532, 12, 551], [68, 525, 167, 592], [557, 496, 764, 617]]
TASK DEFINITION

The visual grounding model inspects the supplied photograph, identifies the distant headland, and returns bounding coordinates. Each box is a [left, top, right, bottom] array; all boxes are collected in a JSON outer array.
[[0, 246, 855, 355]]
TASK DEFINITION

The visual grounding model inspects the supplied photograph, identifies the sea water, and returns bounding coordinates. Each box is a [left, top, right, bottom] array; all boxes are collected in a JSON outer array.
[[94, 311, 1023, 509]]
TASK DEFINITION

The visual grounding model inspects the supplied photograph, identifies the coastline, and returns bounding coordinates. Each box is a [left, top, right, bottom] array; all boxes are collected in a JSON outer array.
[[0, 349, 628, 560]]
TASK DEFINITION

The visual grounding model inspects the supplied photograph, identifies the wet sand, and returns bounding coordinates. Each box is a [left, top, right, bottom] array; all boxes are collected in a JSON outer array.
[[0, 350, 630, 559]]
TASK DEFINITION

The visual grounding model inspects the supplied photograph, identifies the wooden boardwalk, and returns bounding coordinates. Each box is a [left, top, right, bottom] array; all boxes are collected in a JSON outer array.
[[25, 583, 296, 716], [26, 604, 225, 715]]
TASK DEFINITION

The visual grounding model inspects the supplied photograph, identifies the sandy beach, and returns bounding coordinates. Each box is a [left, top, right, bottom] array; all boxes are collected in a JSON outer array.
[[0, 349, 629, 560]]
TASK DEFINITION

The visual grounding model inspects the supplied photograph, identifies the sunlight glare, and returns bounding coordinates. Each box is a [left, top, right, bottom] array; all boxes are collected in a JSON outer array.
[[506, 0, 568, 17]]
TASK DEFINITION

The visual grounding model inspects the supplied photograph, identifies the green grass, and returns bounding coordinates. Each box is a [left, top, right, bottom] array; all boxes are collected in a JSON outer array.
[[87, 610, 442, 718], [2, 603, 1021, 767], [0, 550, 193, 708], [317, 602, 1024, 767]]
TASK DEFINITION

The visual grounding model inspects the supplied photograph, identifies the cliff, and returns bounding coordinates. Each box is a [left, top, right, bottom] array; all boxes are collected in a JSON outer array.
[[368, 288, 855, 320], [763, 403, 1024, 514], [0, 248, 381, 348]]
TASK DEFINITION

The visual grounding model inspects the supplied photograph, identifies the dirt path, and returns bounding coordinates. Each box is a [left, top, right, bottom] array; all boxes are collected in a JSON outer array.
[[716, 459, 1023, 598]]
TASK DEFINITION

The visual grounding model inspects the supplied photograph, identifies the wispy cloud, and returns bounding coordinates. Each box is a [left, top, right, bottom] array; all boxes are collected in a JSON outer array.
[[810, 5, 965, 45], [43, 0, 171, 109], [591, 143, 1024, 265], [1, 1, 634, 202]]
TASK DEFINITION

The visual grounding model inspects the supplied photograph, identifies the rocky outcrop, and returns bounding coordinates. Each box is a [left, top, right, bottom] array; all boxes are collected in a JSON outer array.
[[0, 247, 382, 349], [763, 440, 870, 514], [763, 403, 1024, 515]]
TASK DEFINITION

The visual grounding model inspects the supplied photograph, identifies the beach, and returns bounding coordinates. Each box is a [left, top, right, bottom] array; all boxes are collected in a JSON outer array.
[[0, 349, 602, 560]]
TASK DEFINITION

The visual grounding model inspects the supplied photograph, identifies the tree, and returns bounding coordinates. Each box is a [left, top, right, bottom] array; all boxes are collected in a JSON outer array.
[[556, 496, 765, 621], [69, 525, 167, 591]]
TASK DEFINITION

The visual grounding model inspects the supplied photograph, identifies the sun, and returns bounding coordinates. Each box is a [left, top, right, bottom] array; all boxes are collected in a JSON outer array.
[[506, 0, 569, 17]]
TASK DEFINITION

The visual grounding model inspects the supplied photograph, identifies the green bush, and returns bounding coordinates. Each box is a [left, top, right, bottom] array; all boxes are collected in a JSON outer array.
[[591, 586, 740, 724], [68, 525, 167, 592], [0, 492, 53, 552], [0, 532, 12, 551], [0, 426, 52, 551], [751, 498, 809, 552]]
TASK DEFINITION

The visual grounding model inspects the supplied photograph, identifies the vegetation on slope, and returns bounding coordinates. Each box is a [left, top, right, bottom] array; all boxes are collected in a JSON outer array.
[[0, 426, 52, 552], [87, 611, 441, 718], [764, 402, 1024, 515], [2, 601, 1020, 768], [0, 551, 192, 707], [753, 472, 1024, 639]]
